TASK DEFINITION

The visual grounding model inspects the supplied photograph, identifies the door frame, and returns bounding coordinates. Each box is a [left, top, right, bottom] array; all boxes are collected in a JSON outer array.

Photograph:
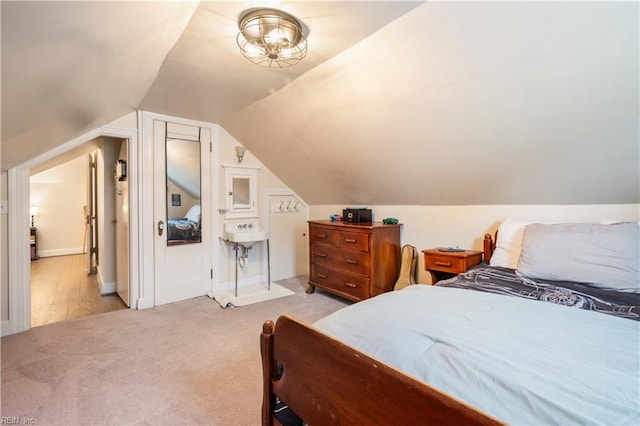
[[139, 111, 221, 308], [4, 123, 138, 336]]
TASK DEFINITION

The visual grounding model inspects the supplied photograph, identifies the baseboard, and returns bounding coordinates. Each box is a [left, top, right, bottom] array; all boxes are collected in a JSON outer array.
[[38, 247, 84, 258], [137, 297, 153, 310], [1, 319, 11, 337], [99, 281, 116, 295], [97, 268, 116, 295]]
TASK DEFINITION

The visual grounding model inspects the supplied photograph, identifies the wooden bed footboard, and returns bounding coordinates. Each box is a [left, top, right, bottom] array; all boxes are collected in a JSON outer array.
[[261, 315, 504, 426]]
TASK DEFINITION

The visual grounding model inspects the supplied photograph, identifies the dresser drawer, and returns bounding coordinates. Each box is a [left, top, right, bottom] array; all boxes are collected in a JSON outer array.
[[424, 254, 469, 274], [310, 243, 371, 276], [309, 226, 337, 245], [310, 264, 369, 300], [335, 231, 369, 252]]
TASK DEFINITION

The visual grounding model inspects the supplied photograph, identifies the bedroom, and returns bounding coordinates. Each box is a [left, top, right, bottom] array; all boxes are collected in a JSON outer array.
[[1, 1, 638, 423]]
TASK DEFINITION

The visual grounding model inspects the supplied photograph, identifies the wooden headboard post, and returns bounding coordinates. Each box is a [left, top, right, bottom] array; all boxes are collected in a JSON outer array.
[[483, 233, 496, 262]]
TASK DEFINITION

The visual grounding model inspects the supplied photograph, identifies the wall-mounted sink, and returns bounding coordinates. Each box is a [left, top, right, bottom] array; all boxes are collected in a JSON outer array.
[[223, 221, 269, 248]]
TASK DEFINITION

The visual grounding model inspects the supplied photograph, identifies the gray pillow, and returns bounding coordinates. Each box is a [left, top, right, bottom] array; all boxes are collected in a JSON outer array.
[[517, 222, 639, 292]]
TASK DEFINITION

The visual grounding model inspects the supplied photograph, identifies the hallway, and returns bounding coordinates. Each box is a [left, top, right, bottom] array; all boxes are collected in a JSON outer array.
[[30, 254, 127, 327]]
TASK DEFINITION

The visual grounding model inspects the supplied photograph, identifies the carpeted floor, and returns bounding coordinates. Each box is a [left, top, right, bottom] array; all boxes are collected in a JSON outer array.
[[1, 276, 350, 425]]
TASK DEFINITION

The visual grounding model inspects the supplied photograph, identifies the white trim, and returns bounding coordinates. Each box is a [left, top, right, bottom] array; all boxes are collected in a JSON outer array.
[[137, 110, 154, 309], [97, 267, 116, 295], [211, 125, 222, 292], [38, 247, 84, 258], [1, 320, 10, 336], [7, 167, 31, 335], [221, 164, 261, 170], [21, 125, 137, 170], [4, 121, 139, 336], [139, 111, 215, 130]]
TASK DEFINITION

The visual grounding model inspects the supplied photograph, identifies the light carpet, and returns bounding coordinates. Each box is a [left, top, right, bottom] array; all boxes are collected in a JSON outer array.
[[208, 283, 294, 308], [1, 276, 350, 425]]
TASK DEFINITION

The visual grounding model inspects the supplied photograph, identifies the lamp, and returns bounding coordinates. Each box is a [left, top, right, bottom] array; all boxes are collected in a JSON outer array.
[[29, 207, 38, 227], [235, 146, 246, 163], [236, 8, 308, 68]]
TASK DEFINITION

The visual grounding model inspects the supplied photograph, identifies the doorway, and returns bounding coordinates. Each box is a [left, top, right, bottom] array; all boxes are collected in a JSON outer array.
[[153, 120, 212, 305], [28, 137, 130, 327], [30, 254, 126, 327]]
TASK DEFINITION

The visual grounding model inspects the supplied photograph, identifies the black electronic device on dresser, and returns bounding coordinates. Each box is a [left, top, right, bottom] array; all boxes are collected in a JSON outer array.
[[307, 220, 401, 302], [342, 208, 372, 223]]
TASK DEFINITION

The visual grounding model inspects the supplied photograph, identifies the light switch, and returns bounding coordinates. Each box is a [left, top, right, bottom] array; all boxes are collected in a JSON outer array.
[[0, 200, 7, 215]]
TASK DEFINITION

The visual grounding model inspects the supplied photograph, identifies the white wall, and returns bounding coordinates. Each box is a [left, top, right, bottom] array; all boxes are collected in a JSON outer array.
[[310, 204, 640, 284], [214, 125, 293, 290], [30, 156, 87, 257]]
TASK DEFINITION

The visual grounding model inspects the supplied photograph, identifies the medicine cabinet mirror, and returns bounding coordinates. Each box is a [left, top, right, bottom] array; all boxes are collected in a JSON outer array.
[[223, 165, 259, 218]]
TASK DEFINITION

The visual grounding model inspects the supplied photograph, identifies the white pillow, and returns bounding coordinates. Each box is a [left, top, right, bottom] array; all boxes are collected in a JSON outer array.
[[489, 218, 557, 269], [517, 222, 640, 292], [491, 218, 639, 271], [185, 204, 201, 222]]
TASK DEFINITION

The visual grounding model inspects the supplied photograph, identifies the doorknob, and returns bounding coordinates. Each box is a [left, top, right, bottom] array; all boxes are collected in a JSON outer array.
[[158, 220, 165, 236]]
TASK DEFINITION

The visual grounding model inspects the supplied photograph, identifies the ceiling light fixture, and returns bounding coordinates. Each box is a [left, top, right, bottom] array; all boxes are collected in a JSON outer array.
[[236, 8, 308, 68]]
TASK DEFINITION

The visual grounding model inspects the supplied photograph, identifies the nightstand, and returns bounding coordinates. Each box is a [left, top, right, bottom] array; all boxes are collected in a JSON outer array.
[[422, 248, 483, 284]]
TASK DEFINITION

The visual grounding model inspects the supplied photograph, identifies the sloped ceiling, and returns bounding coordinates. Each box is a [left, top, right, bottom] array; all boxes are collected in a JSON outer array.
[[1, 0, 200, 169], [2, 1, 638, 206]]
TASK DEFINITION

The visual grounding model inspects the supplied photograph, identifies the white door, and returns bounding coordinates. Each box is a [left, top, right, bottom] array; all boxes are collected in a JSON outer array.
[[115, 140, 130, 306], [267, 193, 308, 280], [153, 120, 212, 305]]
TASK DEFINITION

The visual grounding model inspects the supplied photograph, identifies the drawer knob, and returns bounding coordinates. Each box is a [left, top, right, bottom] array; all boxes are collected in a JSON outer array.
[[344, 238, 356, 243], [344, 282, 357, 288], [435, 261, 452, 267], [317, 253, 328, 258], [345, 259, 357, 264], [317, 273, 327, 279], [318, 234, 328, 239]]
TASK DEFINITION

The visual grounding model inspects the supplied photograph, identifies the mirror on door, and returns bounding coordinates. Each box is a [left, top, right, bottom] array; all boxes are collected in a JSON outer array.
[[165, 137, 201, 246]]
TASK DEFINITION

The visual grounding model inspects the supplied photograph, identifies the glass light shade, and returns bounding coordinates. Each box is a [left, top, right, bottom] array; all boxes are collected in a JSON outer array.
[[30, 207, 38, 216], [237, 8, 307, 68], [235, 146, 246, 163]]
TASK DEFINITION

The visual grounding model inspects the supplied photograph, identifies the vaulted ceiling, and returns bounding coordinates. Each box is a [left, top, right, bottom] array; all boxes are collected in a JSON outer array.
[[2, 1, 638, 205]]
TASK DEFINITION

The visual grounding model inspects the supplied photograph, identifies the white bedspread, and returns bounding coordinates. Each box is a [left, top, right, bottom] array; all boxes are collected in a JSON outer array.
[[313, 285, 640, 425]]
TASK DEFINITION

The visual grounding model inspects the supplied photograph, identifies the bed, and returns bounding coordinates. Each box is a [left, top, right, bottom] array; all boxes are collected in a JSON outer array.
[[261, 220, 640, 425], [167, 217, 200, 241], [167, 204, 201, 244]]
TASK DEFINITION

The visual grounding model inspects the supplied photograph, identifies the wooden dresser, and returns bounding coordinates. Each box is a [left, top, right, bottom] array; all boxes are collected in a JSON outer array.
[[308, 220, 402, 302]]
